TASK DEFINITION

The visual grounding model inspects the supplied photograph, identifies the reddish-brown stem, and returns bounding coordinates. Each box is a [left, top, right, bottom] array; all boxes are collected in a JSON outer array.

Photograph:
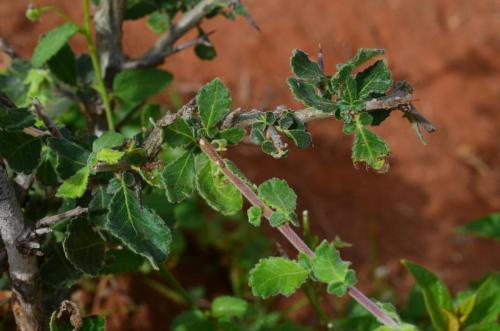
[[199, 137, 399, 328]]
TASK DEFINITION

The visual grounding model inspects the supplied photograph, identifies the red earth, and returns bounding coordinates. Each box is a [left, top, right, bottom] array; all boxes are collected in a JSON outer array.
[[1, 0, 499, 329]]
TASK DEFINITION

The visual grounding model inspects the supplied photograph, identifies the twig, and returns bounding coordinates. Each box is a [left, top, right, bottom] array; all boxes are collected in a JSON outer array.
[[0, 37, 19, 59], [37, 207, 88, 228], [143, 91, 419, 160], [122, 0, 231, 69], [198, 138, 399, 328], [32, 98, 63, 138], [164, 30, 216, 57]]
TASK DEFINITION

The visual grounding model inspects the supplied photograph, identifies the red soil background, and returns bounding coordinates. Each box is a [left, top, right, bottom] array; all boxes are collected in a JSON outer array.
[[1, 0, 499, 329]]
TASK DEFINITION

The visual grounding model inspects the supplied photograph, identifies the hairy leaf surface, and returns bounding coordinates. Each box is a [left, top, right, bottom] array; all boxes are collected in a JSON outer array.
[[311, 240, 356, 296], [164, 117, 195, 147], [63, 218, 106, 276], [195, 153, 242, 215], [0, 131, 41, 173], [56, 166, 90, 199], [247, 206, 262, 227], [356, 60, 392, 99], [290, 49, 323, 83], [163, 151, 195, 203], [0, 106, 36, 131], [249, 257, 308, 298], [32, 22, 80, 68], [196, 78, 231, 134], [257, 178, 297, 225], [106, 177, 171, 269], [288, 78, 337, 113], [351, 115, 389, 171], [211, 296, 249, 319], [48, 137, 90, 179], [113, 68, 172, 103]]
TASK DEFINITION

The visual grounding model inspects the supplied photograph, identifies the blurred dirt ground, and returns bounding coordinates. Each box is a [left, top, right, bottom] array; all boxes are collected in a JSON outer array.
[[1, 0, 500, 329]]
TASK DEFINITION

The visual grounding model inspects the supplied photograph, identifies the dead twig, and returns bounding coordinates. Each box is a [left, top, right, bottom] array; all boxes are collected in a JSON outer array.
[[122, 0, 232, 69], [32, 98, 63, 138], [15, 207, 88, 257]]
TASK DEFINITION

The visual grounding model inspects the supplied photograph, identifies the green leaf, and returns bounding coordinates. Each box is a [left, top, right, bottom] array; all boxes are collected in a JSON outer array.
[[37, 157, 58, 186], [351, 115, 389, 171], [147, 11, 170, 34], [0, 131, 42, 174], [463, 323, 500, 331], [290, 49, 323, 83], [48, 137, 90, 179], [0, 106, 36, 131], [456, 294, 476, 324], [194, 43, 217, 61], [219, 128, 245, 145], [50, 311, 105, 331], [288, 78, 337, 113], [92, 132, 125, 152], [284, 129, 312, 149], [56, 166, 90, 199], [311, 240, 356, 297], [32, 22, 80, 68], [196, 78, 231, 134], [100, 249, 147, 274], [463, 274, 500, 327], [113, 68, 173, 104], [339, 66, 358, 108], [163, 151, 195, 203], [249, 257, 309, 298], [47, 43, 77, 85], [339, 48, 385, 70], [211, 296, 249, 319], [250, 123, 266, 145], [63, 218, 106, 276], [257, 178, 297, 224], [402, 260, 452, 331], [95, 148, 124, 165], [195, 153, 242, 216], [40, 244, 82, 288], [356, 60, 392, 99], [164, 117, 195, 147], [171, 310, 215, 331], [247, 206, 262, 227], [456, 213, 500, 240], [374, 323, 418, 331], [269, 212, 289, 227], [106, 176, 171, 269], [88, 185, 110, 226]]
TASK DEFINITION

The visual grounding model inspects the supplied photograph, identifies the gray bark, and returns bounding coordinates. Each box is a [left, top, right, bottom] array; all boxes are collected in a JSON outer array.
[[94, 0, 125, 83], [0, 165, 44, 331]]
